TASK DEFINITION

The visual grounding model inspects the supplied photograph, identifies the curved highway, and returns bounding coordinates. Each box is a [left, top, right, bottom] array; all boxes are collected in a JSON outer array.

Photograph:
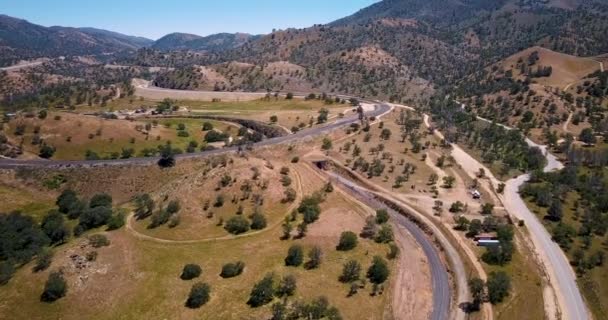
[[326, 171, 451, 320], [0, 103, 390, 169], [0, 94, 459, 320]]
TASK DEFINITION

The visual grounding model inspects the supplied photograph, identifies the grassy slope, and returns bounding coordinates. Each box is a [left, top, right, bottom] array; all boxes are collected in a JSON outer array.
[[0, 177, 394, 320], [480, 234, 545, 320], [0, 184, 55, 221], [5, 115, 235, 160]]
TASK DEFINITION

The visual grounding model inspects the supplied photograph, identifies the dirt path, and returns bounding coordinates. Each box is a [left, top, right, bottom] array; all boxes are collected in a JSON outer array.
[[133, 79, 268, 101], [0, 59, 47, 71], [125, 164, 303, 244], [562, 112, 573, 133]]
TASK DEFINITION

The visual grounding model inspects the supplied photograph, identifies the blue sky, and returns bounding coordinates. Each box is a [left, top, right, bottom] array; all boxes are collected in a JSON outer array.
[[0, 0, 378, 40]]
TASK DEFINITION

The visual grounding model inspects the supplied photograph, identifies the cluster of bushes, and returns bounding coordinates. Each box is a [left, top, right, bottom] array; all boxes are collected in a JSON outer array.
[[271, 296, 342, 320], [179, 261, 247, 308], [247, 273, 299, 307], [284, 245, 323, 270], [468, 271, 511, 310], [132, 194, 182, 229], [339, 256, 390, 297], [224, 210, 268, 235], [0, 188, 123, 303]]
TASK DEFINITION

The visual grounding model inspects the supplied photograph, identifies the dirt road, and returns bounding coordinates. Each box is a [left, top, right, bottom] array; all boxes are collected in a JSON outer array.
[[133, 79, 267, 101], [0, 59, 47, 71]]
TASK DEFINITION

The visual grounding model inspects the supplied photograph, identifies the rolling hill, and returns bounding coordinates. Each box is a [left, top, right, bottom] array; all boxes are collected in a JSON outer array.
[[139, 0, 607, 103], [152, 32, 261, 52], [0, 14, 153, 66]]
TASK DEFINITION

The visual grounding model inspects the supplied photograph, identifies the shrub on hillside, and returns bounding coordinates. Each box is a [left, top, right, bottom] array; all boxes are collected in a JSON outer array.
[[185, 282, 211, 308], [336, 231, 358, 251], [224, 216, 250, 234], [40, 271, 67, 302], [220, 261, 245, 278], [181, 264, 202, 280]]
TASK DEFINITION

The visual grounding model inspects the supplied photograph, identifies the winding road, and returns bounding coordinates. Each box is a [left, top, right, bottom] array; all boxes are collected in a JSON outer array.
[[446, 101, 587, 319], [502, 140, 591, 320], [0, 103, 391, 169], [2, 84, 590, 319], [324, 171, 451, 320], [0, 92, 462, 320]]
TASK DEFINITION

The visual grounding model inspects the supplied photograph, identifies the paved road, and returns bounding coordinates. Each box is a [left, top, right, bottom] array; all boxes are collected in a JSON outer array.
[[0, 103, 390, 168], [503, 141, 588, 320], [450, 101, 587, 319], [325, 171, 450, 320]]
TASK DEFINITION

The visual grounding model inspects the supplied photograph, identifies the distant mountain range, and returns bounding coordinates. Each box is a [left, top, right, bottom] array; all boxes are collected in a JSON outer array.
[[0, 14, 258, 66], [2, 0, 608, 102], [152, 32, 261, 51]]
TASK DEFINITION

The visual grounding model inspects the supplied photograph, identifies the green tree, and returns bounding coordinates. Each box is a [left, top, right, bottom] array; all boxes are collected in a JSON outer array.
[[107, 211, 126, 230], [0, 261, 15, 285], [367, 256, 389, 284], [220, 261, 245, 278], [181, 264, 202, 280], [547, 198, 563, 221], [78, 206, 112, 231], [375, 224, 394, 243], [449, 201, 465, 213], [387, 243, 400, 260], [337, 231, 358, 251], [158, 142, 176, 167], [202, 122, 214, 131], [224, 216, 250, 235], [322, 137, 333, 150], [306, 246, 323, 269], [56, 189, 78, 214], [469, 277, 485, 311], [285, 245, 304, 267], [380, 128, 392, 140], [250, 212, 267, 230], [281, 218, 293, 240], [185, 282, 211, 308], [480, 203, 494, 215], [89, 193, 112, 208], [579, 128, 596, 145], [41, 210, 69, 244], [133, 194, 155, 220], [466, 219, 482, 238], [487, 271, 511, 304], [277, 274, 297, 297], [39, 144, 56, 159], [248, 273, 275, 307], [297, 222, 308, 238], [375, 209, 389, 224], [442, 176, 456, 188], [41, 271, 67, 302], [339, 260, 361, 283], [298, 195, 322, 223], [33, 249, 53, 273], [360, 216, 378, 239]]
